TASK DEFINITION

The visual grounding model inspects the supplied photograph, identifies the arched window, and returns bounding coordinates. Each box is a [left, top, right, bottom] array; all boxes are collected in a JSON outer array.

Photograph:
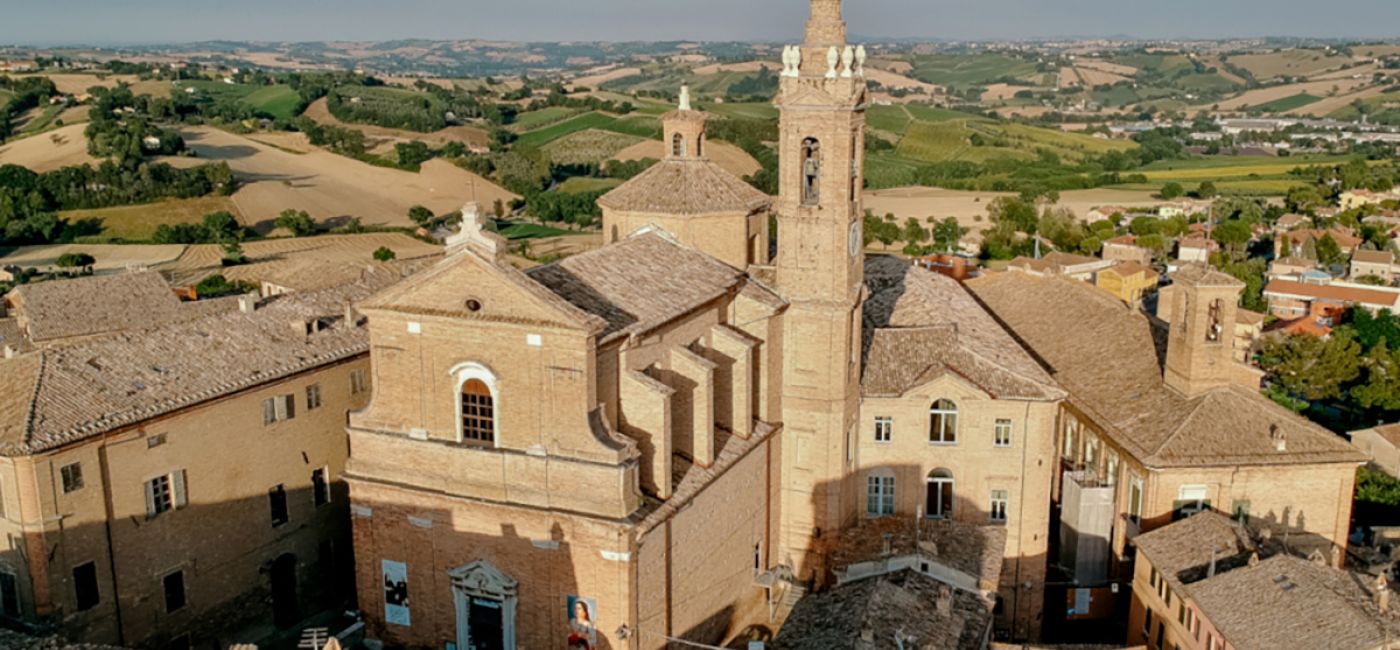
[[695, 132, 704, 158], [451, 361, 499, 447], [866, 468, 895, 517], [929, 399, 958, 444], [927, 469, 954, 519], [672, 133, 686, 157], [461, 379, 494, 444]]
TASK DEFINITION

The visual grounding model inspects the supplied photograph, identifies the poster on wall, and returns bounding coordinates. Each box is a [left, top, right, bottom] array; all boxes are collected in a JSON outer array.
[[382, 560, 411, 626], [566, 595, 597, 649]]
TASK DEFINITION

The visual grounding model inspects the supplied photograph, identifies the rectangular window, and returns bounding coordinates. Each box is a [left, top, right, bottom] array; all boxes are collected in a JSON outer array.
[[874, 416, 893, 443], [163, 571, 186, 613], [1063, 419, 1077, 460], [351, 368, 369, 395], [994, 419, 1012, 447], [1178, 601, 1186, 624], [73, 562, 99, 611], [305, 384, 322, 411], [1085, 436, 1099, 471], [1129, 475, 1144, 523], [0, 571, 17, 617], [1174, 485, 1210, 520], [1143, 607, 1152, 639], [269, 484, 288, 527], [312, 468, 330, 507], [1106, 452, 1120, 487], [60, 462, 84, 494], [990, 489, 1009, 522], [146, 433, 166, 448], [144, 470, 187, 519], [263, 395, 295, 425], [1150, 566, 1158, 589], [866, 475, 895, 516]]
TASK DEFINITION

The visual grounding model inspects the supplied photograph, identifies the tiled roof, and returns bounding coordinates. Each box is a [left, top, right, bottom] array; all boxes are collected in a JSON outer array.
[[597, 158, 770, 215], [1191, 554, 1400, 650], [1134, 512, 1254, 590], [1365, 423, 1400, 448], [6, 271, 234, 343], [0, 276, 400, 456], [831, 516, 1008, 586], [527, 232, 761, 341], [966, 272, 1365, 468], [862, 257, 1063, 401], [1353, 249, 1396, 265], [0, 629, 131, 650], [772, 569, 993, 650], [1172, 263, 1245, 289], [1264, 279, 1400, 308], [1105, 235, 1139, 246]]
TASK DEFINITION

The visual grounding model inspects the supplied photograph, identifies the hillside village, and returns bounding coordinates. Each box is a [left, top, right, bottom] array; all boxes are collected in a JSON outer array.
[[5, 2, 1400, 650]]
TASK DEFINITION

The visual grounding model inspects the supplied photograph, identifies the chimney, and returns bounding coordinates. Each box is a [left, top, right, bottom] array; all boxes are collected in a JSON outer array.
[[1377, 574, 1391, 614], [344, 298, 359, 326], [238, 292, 258, 314], [859, 627, 874, 642], [1208, 546, 1218, 578], [2, 345, 17, 359], [1247, 552, 1260, 568], [1271, 424, 1287, 452]]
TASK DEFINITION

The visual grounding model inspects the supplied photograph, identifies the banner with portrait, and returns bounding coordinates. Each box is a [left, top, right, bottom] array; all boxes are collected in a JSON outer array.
[[566, 595, 597, 649]]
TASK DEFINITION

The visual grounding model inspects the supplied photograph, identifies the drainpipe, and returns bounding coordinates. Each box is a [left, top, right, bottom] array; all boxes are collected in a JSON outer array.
[[98, 440, 126, 646]]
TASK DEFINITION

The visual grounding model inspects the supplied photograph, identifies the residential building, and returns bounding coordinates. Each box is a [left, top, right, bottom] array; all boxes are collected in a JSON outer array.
[[1268, 256, 1316, 279], [1275, 228, 1364, 258], [0, 277, 390, 648], [1263, 277, 1400, 319], [1176, 237, 1218, 264], [1086, 206, 1129, 224], [1341, 189, 1397, 211], [914, 253, 980, 281], [861, 258, 1064, 637], [1351, 423, 1400, 478], [1274, 213, 1309, 233], [968, 267, 1365, 598], [1351, 249, 1397, 283], [1129, 512, 1400, 650], [1008, 252, 1114, 282], [1103, 235, 1154, 266], [1233, 310, 1265, 363], [1095, 262, 1159, 305]]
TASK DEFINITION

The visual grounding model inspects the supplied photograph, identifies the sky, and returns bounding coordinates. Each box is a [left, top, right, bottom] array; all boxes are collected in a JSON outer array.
[[2, 0, 1399, 45]]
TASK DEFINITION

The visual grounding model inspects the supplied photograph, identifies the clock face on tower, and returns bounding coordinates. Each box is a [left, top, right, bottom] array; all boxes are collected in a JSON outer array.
[[848, 220, 860, 257]]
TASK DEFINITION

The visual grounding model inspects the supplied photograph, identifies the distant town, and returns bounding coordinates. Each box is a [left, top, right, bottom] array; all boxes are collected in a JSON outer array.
[[4, 2, 1400, 650]]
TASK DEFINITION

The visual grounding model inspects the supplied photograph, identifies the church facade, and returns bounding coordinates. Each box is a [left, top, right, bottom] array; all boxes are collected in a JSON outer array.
[[341, 1, 1364, 648]]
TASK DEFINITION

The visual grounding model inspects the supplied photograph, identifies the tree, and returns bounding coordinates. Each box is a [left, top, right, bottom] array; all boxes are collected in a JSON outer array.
[[221, 241, 247, 266], [1211, 220, 1253, 261], [373, 246, 397, 261], [1287, 185, 1325, 213], [1316, 234, 1345, 266], [932, 217, 965, 253], [1259, 329, 1362, 401], [55, 251, 95, 269], [194, 273, 257, 299], [1197, 181, 1218, 199], [202, 211, 243, 245], [1160, 182, 1185, 200], [1129, 216, 1160, 237], [274, 209, 316, 237], [987, 197, 1039, 234], [408, 205, 435, 228], [902, 217, 928, 250], [1354, 341, 1400, 410], [492, 199, 505, 218]]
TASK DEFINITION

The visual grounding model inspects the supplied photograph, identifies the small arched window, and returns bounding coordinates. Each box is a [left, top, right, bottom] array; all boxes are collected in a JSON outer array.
[[801, 137, 821, 205], [929, 399, 958, 444], [927, 469, 954, 519], [461, 378, 495, 444], [672, 133, 686, 157]]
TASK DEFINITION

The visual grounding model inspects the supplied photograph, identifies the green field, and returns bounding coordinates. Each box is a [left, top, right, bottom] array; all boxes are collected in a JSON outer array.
[[541, 129, 644, 165], [515, 112, 619, 147], [704, 102, 779, 120], [909, 53, 1043, 89], [892, 116, 1134, 166], [175, 80, 302, 120], [498, 222, 575, 240], [906, 105, 985, 123], [15, 103, 66, 135], [558, 177, 623, 193], [60, 196, 243, 242], [867, 104, 913, 134], [1256, 93, 1322, 113], [511, 106, 581, 132]]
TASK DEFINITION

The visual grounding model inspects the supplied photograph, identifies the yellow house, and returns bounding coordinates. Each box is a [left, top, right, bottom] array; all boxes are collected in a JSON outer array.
[[1094, 262, 1160, 305]]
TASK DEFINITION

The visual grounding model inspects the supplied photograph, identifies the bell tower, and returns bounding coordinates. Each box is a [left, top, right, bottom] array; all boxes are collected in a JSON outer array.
[[774, 0, 868, 582]]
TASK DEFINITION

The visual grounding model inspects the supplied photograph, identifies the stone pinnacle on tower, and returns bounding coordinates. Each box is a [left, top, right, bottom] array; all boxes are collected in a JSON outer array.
[[804, 0, 847, 48]]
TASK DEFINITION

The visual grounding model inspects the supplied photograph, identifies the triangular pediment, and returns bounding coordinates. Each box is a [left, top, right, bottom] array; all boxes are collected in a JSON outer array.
[[359, 251, 606, 333], [448, 559, 518, 596]]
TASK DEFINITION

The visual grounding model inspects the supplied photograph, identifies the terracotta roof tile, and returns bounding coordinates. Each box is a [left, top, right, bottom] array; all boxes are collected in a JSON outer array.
[[1264, 279, 1400, 309], [1353, 249, 1396, 265], [6, 271, 231, 343], [0, 276, 400, 456], [773, 569, 993, 650], [862, 258, 1063, 401], [597, 158, 770, 215], [966, 272, 1365, 468], [526, 232, 752, 341]]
